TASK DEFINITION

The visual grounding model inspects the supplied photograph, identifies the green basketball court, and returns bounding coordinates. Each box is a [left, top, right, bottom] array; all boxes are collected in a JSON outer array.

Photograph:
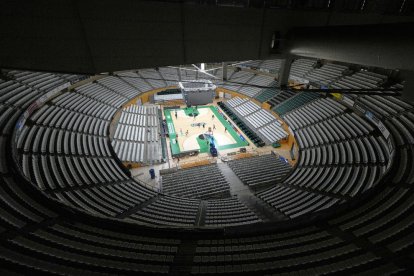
[[164, 105, 248, 156]]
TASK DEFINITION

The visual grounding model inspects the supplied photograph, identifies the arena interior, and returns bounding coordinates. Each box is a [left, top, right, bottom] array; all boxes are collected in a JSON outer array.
[[1, 0, 414, 275]]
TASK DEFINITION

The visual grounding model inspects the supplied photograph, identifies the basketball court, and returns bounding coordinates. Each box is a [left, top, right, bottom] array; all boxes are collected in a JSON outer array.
[[164, 105, 249, 156]]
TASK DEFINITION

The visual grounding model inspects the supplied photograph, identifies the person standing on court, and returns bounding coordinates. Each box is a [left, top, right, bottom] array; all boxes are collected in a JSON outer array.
[[175, 111, 177, 119], [213, 124, 216, 130], [224, 127, 227, 133], [212, 114, 215, 120]]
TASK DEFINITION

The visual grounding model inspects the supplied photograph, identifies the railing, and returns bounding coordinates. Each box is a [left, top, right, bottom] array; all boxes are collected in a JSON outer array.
[[157, 99, 185, 106], [176, 155, 216, 169], [219, 147, 271, 162], [131, 174, 161, 193]]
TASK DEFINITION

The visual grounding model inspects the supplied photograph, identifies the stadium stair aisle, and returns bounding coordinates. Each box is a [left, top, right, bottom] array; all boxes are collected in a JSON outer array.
[[195, 201, 207, 227], [169, 239, 198, 276], [217, 162, 287, 222], [115, 194, 159, 219], [143, 111, 149, 164], [217, 163, 247, 196], [315, 209, 413, 272]]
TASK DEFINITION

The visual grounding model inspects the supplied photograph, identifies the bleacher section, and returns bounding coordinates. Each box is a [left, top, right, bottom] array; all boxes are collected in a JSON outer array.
[[6, 70, 82, 90], [246, 109, 274, 128], [112, 104, 163, 164], [267, 89, 296, 107], [116, 71, 153, 92], [239, 60, 262, 68], [258, 185, 342, 219], [347, 89, 414, 188], [228, 154, 291, 190], [193, 109, 413, 273], [260, 59, 282, 73], [204, 197, 261, 227], [286, 61, 412, 191], [257, 97, 390, 218], [331, 70, 387, 90], [228, 70, 254, 84], [180, 68, 197, 80], [213, 67, 277, 98], [305, 63, 348, 87], [289, 58, 316, 80], [234, 100, 260, 116], [225, 71, 258, 97], [17, 99, 161, 219], [97, 76, 138, 99], [239, 59, 282, 74], [12, 74, 256, 227], [254, 81, 279, 103], [76, 82, 129, 107], [131, 196, 200, 227], [0, 71, 79, 116], [161, 165, 231, 199], [282, 97, 347, 129], [273, 92, 320, 115], [14, 76, 166, 220], [218, 102, 265, 147], [1, 66, 414, 274], [112, 65, 274, 100], [138, 69, 167, 89], [158, 67, 180, 86], [238, 74, 275, 98], [223, 97, 288, 144]]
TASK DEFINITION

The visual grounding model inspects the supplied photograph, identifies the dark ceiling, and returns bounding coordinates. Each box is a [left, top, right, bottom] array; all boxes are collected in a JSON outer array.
[[1, 0, 413, 74], [136, 0, 414, 14]]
